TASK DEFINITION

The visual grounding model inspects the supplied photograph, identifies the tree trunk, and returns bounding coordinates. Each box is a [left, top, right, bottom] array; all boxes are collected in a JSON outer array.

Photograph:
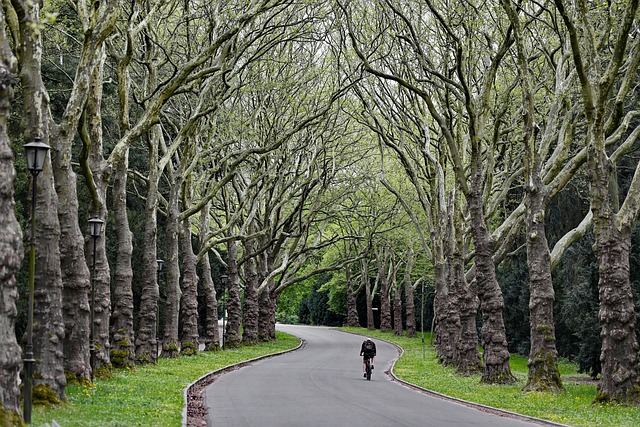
[[346, 266, 359, 327], [83, 47, 112, 379], [242, 248, 259, 344], [14, 0, 66, 402], [362, 259, 374, 330], [433, 240, 453, 364], [257, 286, 271, 342], [469, 156, 515, 384], [257, 251, 277, 341], [199, 204, 219, 351], [524, 181, 562, 392], [393, 280, 403, 336], [403, 251, 416, 338], [135, 132, 160, 364], [32, 155, 67, 402], [378, 254, 391, 333], [162, 169, 181, 358], [453, 205, 480, 375], [109, 154, 135, 369], [593, 228, 640, 403], [180, 220, 199, 355], [224, 239, 242, 347], [0, 36, 24, 420]]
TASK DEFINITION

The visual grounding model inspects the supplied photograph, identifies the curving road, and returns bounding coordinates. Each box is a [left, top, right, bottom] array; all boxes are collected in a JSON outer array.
[[205, 324, 548, 427]]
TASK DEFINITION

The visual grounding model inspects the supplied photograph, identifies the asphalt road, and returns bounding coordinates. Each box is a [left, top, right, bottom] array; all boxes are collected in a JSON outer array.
[[205, 324, 547, 427]]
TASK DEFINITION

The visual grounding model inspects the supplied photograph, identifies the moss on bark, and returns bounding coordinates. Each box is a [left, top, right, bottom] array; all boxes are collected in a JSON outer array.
[[0, 404, 25, 427]]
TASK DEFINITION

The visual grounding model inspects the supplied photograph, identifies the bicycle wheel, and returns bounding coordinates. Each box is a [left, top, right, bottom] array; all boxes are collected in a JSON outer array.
[[365, 358, 371, 380]]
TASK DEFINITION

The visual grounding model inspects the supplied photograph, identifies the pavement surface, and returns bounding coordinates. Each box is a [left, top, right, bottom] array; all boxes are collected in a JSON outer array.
[[204, 324, 551, 427]]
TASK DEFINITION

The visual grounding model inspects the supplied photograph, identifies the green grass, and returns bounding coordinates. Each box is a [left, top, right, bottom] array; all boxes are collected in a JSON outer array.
[[29, 328, 640, 427], [31, 332, 301, 427], [340, 327, 640, 427]]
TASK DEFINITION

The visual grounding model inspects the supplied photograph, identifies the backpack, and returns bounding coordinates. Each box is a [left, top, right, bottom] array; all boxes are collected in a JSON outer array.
[[363, 340, 374, 352]]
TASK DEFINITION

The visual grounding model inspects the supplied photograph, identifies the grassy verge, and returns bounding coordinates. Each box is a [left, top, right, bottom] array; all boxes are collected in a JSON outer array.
[[31, 332, 301, 427], [339, 326, 640, 427]]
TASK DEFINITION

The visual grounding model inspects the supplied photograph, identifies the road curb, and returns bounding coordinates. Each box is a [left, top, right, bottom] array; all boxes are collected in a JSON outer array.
[[182, 338, 306, 427]]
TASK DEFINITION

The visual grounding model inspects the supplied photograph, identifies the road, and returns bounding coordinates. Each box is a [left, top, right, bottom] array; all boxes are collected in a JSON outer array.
[[205, 324, 549, 427]]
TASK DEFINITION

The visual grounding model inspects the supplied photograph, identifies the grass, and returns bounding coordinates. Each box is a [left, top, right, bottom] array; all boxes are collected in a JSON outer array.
[[29, 327, 640, 427], [340, 326, 640, 427], [31, 331, 301, 427]]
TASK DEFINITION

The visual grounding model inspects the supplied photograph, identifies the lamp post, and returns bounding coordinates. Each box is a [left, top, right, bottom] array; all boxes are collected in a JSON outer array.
[[421, 280, 425, 360], [22, 138, 50, 424], [156, 259, 164, 359], [220, 274, 228, 349], [88, 217, 104, 381]]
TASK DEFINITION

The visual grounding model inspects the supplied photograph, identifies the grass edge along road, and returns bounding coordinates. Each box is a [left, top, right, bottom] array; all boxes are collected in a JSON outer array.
[[32, 327, 639, 427], [340, 326, 639, 427], [31, 331, 301, 427]]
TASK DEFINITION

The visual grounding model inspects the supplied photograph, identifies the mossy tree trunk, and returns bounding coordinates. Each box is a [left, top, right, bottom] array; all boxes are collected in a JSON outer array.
[[377, 249, 391, 332], [403, 249, 416, 338], [0, 25, 23, 420], [12, 0, 66, 402], [224, 239, 242, 347], [199, 204, 219, 350], [180, 220, 199, 355], [242, 241, 259, 344], [162, 167, 181, 358], [83, 47, 112, 379], [469, 154, 515, 384], [392, 278, 403, 336], [134, 126, 160, 364], [109, 155, 135, 369], [346, 265, 360, 327]]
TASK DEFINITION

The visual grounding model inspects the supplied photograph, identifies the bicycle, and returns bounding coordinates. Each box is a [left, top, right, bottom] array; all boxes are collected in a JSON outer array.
[[363, 356, 372, 380]]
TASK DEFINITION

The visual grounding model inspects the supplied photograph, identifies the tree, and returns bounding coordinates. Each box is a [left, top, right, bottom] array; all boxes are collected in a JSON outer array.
[[0, 8, 23, 421], [553, 0, 640, 404]]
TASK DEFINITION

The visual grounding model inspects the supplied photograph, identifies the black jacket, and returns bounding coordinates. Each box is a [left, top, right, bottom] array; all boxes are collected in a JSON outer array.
[[360, 340, 376, 356]]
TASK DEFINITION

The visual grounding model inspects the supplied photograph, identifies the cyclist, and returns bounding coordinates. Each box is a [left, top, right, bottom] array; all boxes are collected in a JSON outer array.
[[360, 338, 376, 378]]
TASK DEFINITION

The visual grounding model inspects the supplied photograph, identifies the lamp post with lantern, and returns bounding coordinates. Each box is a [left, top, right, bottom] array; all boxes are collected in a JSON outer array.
[[88, 217, 104, 380], [22, 138, 50, 424]]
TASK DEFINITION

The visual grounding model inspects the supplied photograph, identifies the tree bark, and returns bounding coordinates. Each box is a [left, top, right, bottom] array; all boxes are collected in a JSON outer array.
[[0, 27, 23, 419], [110, 154, 135, 369], [12, 0, 66, 402], [469, 157, 515, 384], [377, 252, 391, 332], [393, 279, 403, 336], [224, 239, 242, 347], [180, 220, 199, 355], [594, 227, 640, 403], [199, 204, 219, 350], [403, 252, 416, 338], [242, 244, 259, 344], [162, 168, 181, 358], [134, 130, 160, 364], [346, 266, 359, 327], [32, 155, 67, 402], [83, 46, 112, 379], [362, 259, 374, 330]]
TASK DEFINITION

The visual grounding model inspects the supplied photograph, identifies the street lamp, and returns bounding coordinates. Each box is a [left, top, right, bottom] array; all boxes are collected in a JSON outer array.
[[156, 259, 164, 359], [220, 274, 228, 349], [88, 217, 104, 381], [22, 137, 50, 424]]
